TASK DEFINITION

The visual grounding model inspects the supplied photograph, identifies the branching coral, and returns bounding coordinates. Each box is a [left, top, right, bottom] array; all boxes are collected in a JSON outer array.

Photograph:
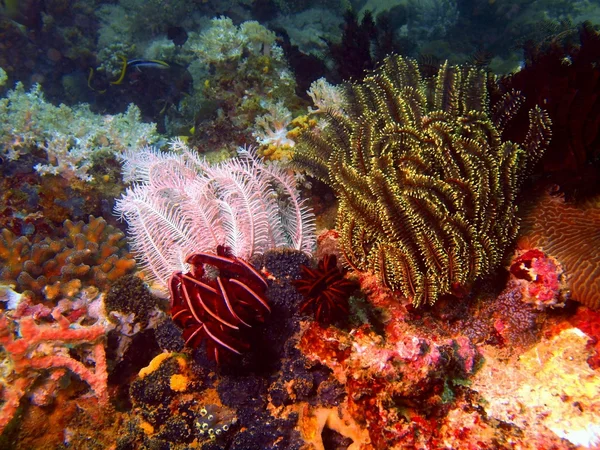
[[0, 216, 136, 300], [0, 297, 109, 433], [294, 55, 551, 306]]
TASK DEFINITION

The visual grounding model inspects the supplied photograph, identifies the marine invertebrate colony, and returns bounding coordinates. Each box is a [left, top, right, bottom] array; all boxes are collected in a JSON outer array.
[[115, 144, 315, 290], [0, 216, 135, 300], [518, 191, 600, 309], [126, 352, 238, 448], [292, 254, 358, 324], [0, 297, 109, 433], [294, 55, 551, 306], [169, 246, 270, 362], [0, 83, 157, 181]]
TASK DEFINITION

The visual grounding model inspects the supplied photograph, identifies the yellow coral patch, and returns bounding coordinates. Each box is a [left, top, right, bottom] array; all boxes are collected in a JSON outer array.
[[299, 404, 370, 450], [259, 143, 293, 161], [175, 356, 187, 371], [170, 374, 189, 392], [139, 352, 172, 378], [139, 420, 154, 435], [43, 282, 62, 301]]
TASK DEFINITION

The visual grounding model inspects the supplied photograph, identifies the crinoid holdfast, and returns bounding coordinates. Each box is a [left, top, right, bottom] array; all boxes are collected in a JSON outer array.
[[294, 55, 551, 307]]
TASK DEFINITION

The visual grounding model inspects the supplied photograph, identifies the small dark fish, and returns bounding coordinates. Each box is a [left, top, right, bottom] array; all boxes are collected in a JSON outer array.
[[110, 57, 170, 85], [167, 26, 188, 46], [127, 59, 170, 70]]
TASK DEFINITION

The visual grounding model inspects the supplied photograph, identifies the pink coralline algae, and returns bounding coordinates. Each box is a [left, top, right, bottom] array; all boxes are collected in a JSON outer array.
[[0, 296, 108, 433], [298, 275, 482, 450], [299, 319, 481, 449], [509, 248, 569, 309]]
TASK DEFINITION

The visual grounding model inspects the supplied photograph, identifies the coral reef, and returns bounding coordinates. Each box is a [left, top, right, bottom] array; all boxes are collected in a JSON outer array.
[[121, 352, 239, 449], [508, 248, 569, 309], [104, 275, 162, 327], [115, 144, 315, 290], [518, 190, 600, 309], [0, 83, 158, 181], [298, 308, 482, 448], [0, 295, 109, 433], [4, 4, 600, 449], [569, 307, 600, 370], [169, 247, 270, 363], [0, 216, 136, 300], [186, 17, 298, 150], [294, 55, 551, 306], [104, 275, 165, 362], [471, 327, 600, 448], [253, 100, 296, 154]]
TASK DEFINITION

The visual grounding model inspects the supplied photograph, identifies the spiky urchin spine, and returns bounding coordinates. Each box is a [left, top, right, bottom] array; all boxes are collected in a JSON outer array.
[[293, 55, 551, 307]]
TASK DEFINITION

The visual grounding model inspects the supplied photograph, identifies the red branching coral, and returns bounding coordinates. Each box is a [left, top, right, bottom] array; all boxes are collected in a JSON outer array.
[[169, 246, 270, 363], [0, 297, 109, 433], [292, 254, 358, 324], [0, 216, 136, 300]]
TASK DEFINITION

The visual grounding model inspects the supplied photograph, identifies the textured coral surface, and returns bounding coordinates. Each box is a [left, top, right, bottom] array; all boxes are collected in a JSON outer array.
[[0, 216, 135, 300], [519, 191, 600, 309], [471, 328, 600, 448]]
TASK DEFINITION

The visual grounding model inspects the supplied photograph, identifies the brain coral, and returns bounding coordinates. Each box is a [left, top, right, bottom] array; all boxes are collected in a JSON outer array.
[[519, 191, 600, 309]]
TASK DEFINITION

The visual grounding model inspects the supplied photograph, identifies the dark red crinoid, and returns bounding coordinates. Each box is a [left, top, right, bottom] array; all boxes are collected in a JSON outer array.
[[169, 245, 270, 363], [292, 254, 358, 324]]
